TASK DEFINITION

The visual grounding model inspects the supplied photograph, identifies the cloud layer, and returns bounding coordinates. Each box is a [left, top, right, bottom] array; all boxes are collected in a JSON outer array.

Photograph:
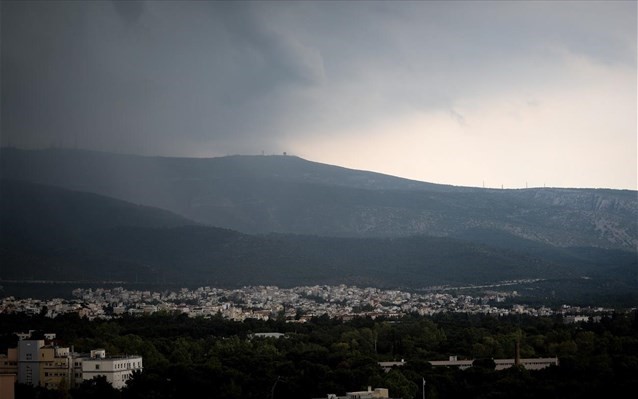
[[2, 1, 636, 189]]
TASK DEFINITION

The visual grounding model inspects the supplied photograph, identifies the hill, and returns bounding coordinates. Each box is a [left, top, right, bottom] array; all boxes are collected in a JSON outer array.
[[0, 179, 197, 282], [2, 148, 636, 251], [0, 179, 195, 234], [0, 179, 590, 288], [1, 179, 635, 305]]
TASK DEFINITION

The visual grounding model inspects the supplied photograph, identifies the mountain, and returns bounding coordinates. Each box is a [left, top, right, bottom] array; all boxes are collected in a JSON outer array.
[[0, 179, 196, 281], [0, 179, 590, 288], [1, 148, 636, 252], [0, 179, 196, 235], [1, 179, 635, 306]]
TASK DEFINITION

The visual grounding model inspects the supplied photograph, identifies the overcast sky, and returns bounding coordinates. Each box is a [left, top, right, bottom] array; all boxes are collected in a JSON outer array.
[[2, 0, 636, 189]]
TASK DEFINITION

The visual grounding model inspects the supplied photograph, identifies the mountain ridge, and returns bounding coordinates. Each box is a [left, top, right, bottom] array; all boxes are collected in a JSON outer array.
[[0, 179, 635, 302], [1, 147, 636, 251], [0, 180, 587, 286]]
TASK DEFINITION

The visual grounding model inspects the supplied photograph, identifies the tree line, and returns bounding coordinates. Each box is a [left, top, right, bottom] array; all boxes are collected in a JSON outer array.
[[1, 310, 637, 399]]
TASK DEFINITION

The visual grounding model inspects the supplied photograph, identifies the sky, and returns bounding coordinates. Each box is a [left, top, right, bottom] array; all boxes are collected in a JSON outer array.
[[1, 0, 636, 190]]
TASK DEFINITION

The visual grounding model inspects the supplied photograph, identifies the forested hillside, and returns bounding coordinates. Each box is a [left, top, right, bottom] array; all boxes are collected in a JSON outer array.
[[2, 180, 635, 303]]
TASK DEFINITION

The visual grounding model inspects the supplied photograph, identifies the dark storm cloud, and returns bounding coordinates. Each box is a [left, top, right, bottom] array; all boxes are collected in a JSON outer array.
[[0, 1, 625, 144], [111, 0, 145, 26], [1, 0, 635, 191], [214, 2, 325, 87], [0, 1, 326, 154]]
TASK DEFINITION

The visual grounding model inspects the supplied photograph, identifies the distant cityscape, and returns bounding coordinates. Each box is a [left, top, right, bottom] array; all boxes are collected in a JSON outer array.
[[0, 283, 612, 322]]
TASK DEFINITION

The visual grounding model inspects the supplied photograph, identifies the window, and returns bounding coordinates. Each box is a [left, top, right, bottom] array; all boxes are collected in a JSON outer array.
[[95, 364, 100, 370], [25, 366, 32, 384]]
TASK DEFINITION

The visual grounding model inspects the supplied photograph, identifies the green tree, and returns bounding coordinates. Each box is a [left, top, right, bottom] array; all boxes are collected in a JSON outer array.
[[383, 370, 417, 399], [71, 376, 121, 399]]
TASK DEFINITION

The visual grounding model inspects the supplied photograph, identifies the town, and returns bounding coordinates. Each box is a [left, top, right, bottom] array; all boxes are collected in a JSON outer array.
[[0, 284, 634, 399], [0, 283, 611, 322]]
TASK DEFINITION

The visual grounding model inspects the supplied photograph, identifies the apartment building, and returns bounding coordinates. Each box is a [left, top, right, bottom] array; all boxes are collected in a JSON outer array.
[[0, 348, 17, 374], [0, 337, 142, 391], [18, 340, 45, 387], [40, 345, 72, 390], [77, 349, 143, 389]]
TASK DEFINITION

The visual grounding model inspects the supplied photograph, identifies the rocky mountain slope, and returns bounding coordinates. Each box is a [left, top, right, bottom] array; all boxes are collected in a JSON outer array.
[[1, 148, 636, 251], [5, 180, 633, 289]]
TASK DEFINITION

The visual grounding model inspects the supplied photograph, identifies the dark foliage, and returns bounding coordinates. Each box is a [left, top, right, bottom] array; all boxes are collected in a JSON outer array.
[[3, 311, 638, 398]]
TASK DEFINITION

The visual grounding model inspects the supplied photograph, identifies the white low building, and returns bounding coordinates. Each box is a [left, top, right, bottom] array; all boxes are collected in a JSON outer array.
[[77, 349, 143, 389], [429, 355, 558, 371], [494, 357, 558, 370]]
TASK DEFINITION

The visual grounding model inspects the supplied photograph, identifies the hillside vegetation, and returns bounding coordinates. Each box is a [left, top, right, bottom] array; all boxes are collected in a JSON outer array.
[[2, 148, 635, 250], [1, 180, 635, 302]]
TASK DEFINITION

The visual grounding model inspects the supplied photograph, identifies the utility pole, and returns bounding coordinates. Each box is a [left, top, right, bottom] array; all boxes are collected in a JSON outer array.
[[422, 377, 426, 399], [271, 376, 284, 399]]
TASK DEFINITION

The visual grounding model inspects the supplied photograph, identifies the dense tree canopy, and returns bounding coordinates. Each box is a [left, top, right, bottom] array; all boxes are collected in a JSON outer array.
[[2, 310, 637, 398]]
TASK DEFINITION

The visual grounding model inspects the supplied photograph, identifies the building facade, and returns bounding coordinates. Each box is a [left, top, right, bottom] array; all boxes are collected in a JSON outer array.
[[39, 345, 72, 390], [428, 355, 558, 370], [316, 387, 391, 399], [77, 349, 143, 389], [0, 348, 18, 374], [0, 374, 16, 399], [18, 340, 45, 387], [0, 337, 143, 391]]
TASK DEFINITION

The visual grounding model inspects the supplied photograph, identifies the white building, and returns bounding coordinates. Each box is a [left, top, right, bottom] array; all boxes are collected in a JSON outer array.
[[17, 340, 45, 387], [378, 360, 405, 373], [250, 332, 286, 339], [4, 337, 143, 391], [316, 387, 391, 399], [429, 356, 474, 370], [346, 387, 389, 399], [76, 349, 143, 389], [429, 355, 558, 371], [494, 357, 558, 370]]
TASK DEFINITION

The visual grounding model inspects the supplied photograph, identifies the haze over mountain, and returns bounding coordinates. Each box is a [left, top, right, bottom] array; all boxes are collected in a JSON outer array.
[[1, 1, 635, 311], [1, 148, 636, 253], [2, 179, 635, 297]]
